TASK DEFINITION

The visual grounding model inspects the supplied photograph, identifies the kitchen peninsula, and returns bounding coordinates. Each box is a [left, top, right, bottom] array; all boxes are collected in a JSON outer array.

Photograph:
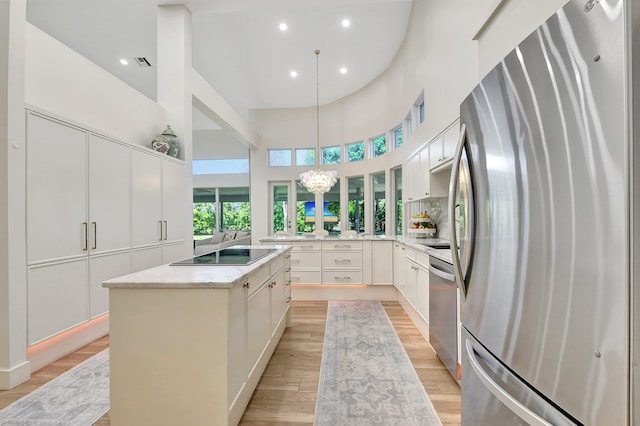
[[103, 245, 291, 426]]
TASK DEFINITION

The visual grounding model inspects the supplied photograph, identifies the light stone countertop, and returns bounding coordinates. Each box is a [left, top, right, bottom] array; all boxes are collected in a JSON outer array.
[[260, 234, 394, 242], [103, 245, 291, 290]]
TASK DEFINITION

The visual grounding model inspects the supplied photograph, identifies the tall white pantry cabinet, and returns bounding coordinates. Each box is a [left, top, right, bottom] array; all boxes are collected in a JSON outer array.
[[25, 110, 187, 347]]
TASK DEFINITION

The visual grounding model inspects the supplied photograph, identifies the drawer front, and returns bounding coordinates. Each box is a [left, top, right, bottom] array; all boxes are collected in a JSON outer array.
[[323, 251, 363, 268], [323, 270, 363, 285], [290, 270, 322, 285], [291, 241, 322, 251], [416, 251, 430, 269], [322, 241, 363, 251], [248, 262, 270, 293], [290, 251, 322, 268], [269, 253, 285, 275]]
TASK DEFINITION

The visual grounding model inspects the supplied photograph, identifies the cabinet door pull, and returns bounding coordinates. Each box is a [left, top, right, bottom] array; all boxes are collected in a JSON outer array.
[[164, 221, 168, 240], [335, 276, 351, 280], [92, 222, 97, 249], [82, 222, 88, 251], [335, 244, 351, 248], [243, 282, 250, 289], [335, 259, 351, 263], [286, 297, 292, 303], [158, 220, 163, 241]]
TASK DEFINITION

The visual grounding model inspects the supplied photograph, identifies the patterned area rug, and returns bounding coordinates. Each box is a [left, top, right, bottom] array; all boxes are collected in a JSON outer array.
[[0, 349, 110, 426], [315, 301, 442, 425]]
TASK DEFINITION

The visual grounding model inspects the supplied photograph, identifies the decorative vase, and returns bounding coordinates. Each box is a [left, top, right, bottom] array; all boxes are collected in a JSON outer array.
[[161, 125, 180, 158], [151, 136, 170, 154]]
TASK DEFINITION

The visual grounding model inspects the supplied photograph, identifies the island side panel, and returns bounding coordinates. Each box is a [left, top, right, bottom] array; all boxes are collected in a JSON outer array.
[[109, 288, 230, 426]]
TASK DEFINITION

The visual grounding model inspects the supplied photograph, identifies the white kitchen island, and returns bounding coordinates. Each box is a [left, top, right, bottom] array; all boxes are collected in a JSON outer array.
[[103, 245, 292, 426]]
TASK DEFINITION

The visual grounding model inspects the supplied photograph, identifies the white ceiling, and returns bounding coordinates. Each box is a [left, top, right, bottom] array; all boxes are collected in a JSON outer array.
[[26, 0, 413, 123]]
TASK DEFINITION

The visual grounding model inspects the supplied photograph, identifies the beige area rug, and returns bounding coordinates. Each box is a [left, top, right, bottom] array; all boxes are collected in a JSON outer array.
[[315, 300, 442, 425]]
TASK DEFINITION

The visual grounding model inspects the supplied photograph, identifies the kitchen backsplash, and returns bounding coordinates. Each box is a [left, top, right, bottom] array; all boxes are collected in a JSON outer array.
[[406, 198, 450, 241]]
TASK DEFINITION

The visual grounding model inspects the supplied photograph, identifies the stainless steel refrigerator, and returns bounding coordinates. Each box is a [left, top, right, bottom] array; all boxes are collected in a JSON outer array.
[[449, 0, 637, 424]]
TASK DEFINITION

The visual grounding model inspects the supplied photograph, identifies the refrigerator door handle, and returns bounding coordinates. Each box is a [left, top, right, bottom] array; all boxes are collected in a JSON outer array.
[[449, 123, 473, 298], [465, 340, 553, 426]]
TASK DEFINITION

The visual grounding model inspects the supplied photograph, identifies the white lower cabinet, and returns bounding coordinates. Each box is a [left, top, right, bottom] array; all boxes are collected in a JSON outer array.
[[393, 242, 406, 295], [27, 259, 89, 346], [89, 252, 131, 319], [247, 280, 271, 373], [372, 241, 393, 285]]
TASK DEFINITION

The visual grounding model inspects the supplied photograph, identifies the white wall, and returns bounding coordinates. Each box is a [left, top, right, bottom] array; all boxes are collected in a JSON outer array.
[[0, 0, 30, 390], [24, 23, 167, 145], [248, 0, 571, 240]]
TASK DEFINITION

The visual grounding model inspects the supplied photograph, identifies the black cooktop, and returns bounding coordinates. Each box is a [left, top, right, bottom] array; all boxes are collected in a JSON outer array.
[[171, 248, 276, 266]]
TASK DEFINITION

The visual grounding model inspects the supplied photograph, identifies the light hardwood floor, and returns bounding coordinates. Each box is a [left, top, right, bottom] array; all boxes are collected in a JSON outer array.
[[0, 300, 461, 425]]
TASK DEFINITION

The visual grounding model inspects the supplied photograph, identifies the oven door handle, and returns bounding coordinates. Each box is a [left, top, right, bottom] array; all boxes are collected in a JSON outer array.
[[429, 263, 455, 282]]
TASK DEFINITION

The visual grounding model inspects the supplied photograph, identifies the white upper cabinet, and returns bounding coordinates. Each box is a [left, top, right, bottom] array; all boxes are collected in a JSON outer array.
[[88, 134, 131, 254], [131, 150, 163, 247], [429, 121, 460, 172], [161, 159, 185, 245], [27, 113, 88, 263]]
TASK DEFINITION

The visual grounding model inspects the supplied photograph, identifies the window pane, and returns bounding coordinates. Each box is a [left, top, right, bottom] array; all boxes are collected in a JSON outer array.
[[322, 146, 341, 165], [193, 159, 249, 174], [219, 187, 250, 230], [323, 178, 341, 234], [394, 167, 402, 235], [346, 142, 364, 162], [193, 188, 217, 237], [268, 149, 292, 167], [296, 180, 315, 234], [372, 135, 386, 157], [373, 172, 386, 235], [419, 101, 425, 124], [272, 185, 289, 233], [394, 127, 403, 148], [295, 148, 315, 166], [347, 176, 364, 233]]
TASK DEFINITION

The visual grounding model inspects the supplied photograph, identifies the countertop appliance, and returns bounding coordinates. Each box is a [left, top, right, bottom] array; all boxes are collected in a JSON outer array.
[[171, 248, 276, 266], [450, 1, 634, 424], [428, 256, 457, 381]]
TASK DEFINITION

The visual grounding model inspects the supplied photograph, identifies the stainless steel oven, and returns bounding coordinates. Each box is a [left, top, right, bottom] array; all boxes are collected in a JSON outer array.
[[429, 256, 457, 380]]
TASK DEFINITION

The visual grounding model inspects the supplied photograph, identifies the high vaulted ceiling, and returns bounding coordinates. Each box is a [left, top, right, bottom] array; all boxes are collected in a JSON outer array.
[[26, 0, 413, 122]]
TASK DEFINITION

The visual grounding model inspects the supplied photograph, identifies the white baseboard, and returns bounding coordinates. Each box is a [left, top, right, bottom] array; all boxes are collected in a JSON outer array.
[[397, 292, 430, 342], [0, 360, 32, 390], [292, 284, 398, 301], [26, 315, 110, 373]]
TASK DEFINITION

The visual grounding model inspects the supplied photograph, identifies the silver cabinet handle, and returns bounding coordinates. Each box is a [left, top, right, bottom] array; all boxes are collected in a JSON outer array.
[[82, 222, 88, 251], [334, 244, 351, 248], [334, 259, 351, 263], [158, 220, 163, 241], [286, 297, 292, 303], [465, 340, 552, 426], [92, 222, 97, 249], [334, 276, 351, 280], [164, 220, 168, 240]]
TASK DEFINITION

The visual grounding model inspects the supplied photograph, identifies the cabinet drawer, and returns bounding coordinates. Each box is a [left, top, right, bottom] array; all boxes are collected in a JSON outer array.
[[248, 262, 270, 294], [290, 251, 321, 268], [416, 251, 430, 269], [291, 241, 322, 251], [322, 241, 362, 251], [269, 253, 285, 275], [323, 270, 363, 285], [290, 271, 322, 285], [322, 251, 362, 268]]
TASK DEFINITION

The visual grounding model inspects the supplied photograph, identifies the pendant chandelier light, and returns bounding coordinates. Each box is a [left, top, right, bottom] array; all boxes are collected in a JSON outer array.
[[299, 49, 338, 194]]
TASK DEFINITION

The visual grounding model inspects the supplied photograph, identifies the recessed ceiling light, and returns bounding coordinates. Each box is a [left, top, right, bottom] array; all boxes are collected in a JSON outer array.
[[340, 67, 348, 74], [341, 19, 351, 28], [119, 58, 128, 66], [279, 22, 288, 31], [290, 70, 298, 78]]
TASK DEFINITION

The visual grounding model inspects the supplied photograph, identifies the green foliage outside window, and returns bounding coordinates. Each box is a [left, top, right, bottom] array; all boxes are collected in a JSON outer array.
[[322, 146, 341, 164], [193, 203, 216, 237], [347, 142, 364, 162], [373, 135, 386, 156], [222, 202, 251, 230]]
